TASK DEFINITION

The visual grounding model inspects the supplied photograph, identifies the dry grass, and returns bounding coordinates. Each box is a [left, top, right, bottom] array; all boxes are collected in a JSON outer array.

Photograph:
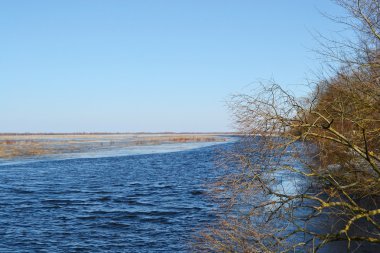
[[0, 134, 228, 159]]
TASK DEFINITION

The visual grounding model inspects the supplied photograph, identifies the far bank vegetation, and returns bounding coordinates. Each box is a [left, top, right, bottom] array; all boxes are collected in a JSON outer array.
[[0, 134, 227, 159]]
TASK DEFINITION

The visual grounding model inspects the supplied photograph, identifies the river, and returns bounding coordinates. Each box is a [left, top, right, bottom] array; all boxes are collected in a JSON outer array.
[[1, 140, 379, 252], [0, 141, 230, 252]]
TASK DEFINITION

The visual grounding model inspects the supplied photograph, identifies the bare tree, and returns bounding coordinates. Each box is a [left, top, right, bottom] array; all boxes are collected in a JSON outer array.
[[197, 0, 380, 252]]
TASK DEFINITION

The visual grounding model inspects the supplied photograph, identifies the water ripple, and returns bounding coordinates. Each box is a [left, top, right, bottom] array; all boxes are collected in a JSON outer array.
[[0, 143, 233, 252]]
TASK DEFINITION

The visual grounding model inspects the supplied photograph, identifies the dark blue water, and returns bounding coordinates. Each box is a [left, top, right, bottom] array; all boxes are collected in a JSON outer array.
[[0, 143, 229, 252]]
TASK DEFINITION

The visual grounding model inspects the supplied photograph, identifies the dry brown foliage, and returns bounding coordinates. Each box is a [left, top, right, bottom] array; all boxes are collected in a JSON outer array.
[[197, 0, 380, 252]]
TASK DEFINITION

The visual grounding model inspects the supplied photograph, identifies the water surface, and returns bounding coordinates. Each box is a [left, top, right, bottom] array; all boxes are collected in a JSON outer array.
[[0, 142, 229, 252]]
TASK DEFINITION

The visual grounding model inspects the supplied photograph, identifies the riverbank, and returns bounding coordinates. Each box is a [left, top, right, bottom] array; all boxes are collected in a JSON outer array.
[[0, 133, 231, 159]]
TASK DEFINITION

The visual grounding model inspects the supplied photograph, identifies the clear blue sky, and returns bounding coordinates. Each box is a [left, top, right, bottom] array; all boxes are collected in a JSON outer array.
[[0, 1, 345, 133]]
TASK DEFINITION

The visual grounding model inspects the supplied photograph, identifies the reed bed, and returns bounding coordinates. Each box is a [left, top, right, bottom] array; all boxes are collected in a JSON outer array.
[[0, 134, 228, 159]]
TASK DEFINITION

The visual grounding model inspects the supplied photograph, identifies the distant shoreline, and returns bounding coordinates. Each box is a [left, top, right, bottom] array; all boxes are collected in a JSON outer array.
[[0, 132, 239, 136], [0, 133, 234, 159]]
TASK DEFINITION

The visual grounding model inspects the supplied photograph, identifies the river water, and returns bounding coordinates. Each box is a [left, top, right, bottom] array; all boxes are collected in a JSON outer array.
[[1, 140, 379, 252], [0, 142, 230, 252]]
